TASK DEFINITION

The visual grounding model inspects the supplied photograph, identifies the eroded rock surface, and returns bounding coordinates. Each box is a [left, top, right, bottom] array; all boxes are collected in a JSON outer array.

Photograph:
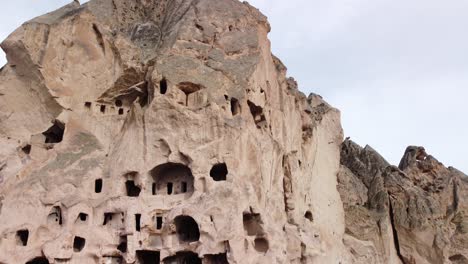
[[339, 140, 468, 264], [0, 0, 350, 263], [1, 0, 466, 263]]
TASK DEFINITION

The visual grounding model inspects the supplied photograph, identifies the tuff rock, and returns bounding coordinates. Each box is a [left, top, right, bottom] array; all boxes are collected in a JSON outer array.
[[0, 0, 466, 264]]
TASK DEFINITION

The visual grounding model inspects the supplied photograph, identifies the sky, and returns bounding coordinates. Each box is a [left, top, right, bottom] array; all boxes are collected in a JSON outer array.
[[0, 0, 467, 173]]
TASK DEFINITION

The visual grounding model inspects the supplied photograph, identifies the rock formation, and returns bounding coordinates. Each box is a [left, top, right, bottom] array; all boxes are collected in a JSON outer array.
[[339, 140, 468, 264], [0, 0, 349, 263], [0, 0, 466, 263]]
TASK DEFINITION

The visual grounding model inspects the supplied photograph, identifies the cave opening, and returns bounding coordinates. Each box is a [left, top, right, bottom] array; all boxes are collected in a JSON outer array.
[[156, 216, 163, 230], [150, 163, 194, 196], [78, 213, 88, 222], [47, 206, 63, 226], [254, 237, 269, 253], [136, 214, 141, 232], [174, 215, 200, 243], [210, 163, 228, 181], [26, 257, 49, 264], [204, 253, 228, 264], [43, 120, 65, 144], [167, 182, 173, 195], [305, 211, 313, 222], [16, 229, 29, 246], [117, 236, 127, 253], [22, 144, 31, 155], [137, 250, 160, 264], [247, 100, 266, 128], [163, 252, 201, 264], [95, 179, 103, 193], [160, 78, 168, 95], [230, 97, 241, 116], [73, 236, 86, 252], [126, 180, 141, 197], [243, 212, 264, 236]]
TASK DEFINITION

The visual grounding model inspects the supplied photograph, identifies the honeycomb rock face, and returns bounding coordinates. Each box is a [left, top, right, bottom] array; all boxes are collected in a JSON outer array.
[[339, 140, 468, 264], [0, 0, 350, 263]]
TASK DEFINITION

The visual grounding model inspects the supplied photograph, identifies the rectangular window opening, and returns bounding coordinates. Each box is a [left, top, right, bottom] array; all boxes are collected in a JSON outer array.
[[136, 214, 141, 232], [167, 182, 173, 195], [95, 179, 103, 193], [156, 216, 163, 230]]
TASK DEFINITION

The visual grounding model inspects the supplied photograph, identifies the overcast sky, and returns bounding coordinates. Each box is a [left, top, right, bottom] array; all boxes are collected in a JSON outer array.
[[1, 0, 467, 173]]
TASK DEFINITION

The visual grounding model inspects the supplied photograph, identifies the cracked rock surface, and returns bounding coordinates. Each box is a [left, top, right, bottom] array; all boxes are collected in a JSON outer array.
[[339, 140, 468, 264], [0, 0, 349, 263], [0, 0, 466, 263]]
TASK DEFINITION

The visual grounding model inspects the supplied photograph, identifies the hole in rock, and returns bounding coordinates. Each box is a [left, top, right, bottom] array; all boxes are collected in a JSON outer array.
[[167, 182, 173, 195], [195, 24, 204, 31], [177, 82, 204, 106], [204, 253, 228, 264], [160, 78, 168, 94], [118, 108, 124, 115], [26, 257, 49, 264], [43, 120, 65, 144], [210, 163, 228, 181], [137, 250, 160, 264], [95, 179, 103, 193], [73, 236, 85, 252], [78, 213, 88, 222], [156, 216, 163, 230], [115, 99, 123, 107], [305, 211, 313, 222], [100, 105, 106, 113], [247, 100, 266, 128], [103, 212, 124, 228], [181, 182, 187, 193], [152, 182, 157, 195], [174, 215, 200, 242], [150, 163, 194, 196], [254, 237, 269, 253], [135, 214, 141, 231], [117, 236, 127, 253], [16, 229, 29, 246], [230, 98, 240, 116], [84, 102, 92, 109], [22, 144, 31, 155], [163, 252, 201, 264], [126, 180, 141, 197], [48, 206, 63, 225], [243, 212, 264, 236], [449, 254, 468, 264]]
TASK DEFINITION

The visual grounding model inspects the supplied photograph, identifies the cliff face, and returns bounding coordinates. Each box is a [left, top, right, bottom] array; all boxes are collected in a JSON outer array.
[[0, 0, 350, 263], [0, 1, 466, 264], [339, 140, 468, 264]]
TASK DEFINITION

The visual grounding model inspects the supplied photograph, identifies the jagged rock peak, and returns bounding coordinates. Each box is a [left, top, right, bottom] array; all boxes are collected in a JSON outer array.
[[338, 140, 468, 264]]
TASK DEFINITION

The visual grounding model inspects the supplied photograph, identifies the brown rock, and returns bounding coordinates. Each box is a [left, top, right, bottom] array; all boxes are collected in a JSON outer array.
[[339, 140, 468, 264], [0, 0, 350, 263]]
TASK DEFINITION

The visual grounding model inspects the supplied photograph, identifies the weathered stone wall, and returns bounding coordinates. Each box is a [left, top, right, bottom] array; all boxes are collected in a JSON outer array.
[[0, 0, 350, 263]]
